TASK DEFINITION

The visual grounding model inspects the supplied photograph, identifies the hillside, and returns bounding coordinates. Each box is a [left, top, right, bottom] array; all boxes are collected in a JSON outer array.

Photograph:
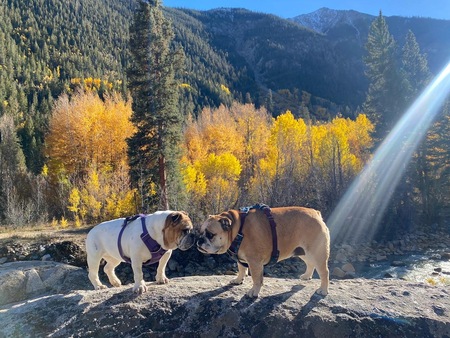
[[0, 0, 133, 171], [1, 1, 450, 172]]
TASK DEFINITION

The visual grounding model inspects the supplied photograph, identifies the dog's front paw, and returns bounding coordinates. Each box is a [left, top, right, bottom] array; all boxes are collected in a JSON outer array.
[[155, 275, 169, 284], [110, 278, 122, 288], [133, 282, 148, 294], [94, 284, 107, 290], [230, 277, 244, 285], [300, 273, 312, 280], [246, 287, 260, 298], [315, 287, 328, 296]]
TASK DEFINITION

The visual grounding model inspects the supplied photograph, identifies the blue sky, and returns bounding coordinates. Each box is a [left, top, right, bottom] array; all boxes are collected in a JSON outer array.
[[163, 0, 450, 20]]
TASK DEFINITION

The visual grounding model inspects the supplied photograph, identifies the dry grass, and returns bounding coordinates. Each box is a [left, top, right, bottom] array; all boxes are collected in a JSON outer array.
[[0, 223, 93, 247]]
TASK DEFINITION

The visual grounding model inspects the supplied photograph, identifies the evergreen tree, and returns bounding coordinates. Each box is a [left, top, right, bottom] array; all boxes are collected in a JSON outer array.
[[402, 30, 431, 102], [363, 11, 407, 140], [402, 31, 447, 226], [0, 114, 27, 222], [127, 0, 184, 211]]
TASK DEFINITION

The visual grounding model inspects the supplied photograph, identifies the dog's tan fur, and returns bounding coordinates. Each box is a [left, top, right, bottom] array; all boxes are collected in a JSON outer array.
[[197, 206, 330, 297]]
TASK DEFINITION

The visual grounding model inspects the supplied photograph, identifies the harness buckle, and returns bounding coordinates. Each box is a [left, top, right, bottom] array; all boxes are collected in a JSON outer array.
[[141, 232, 150, 241], [234, 232, 244, 243]]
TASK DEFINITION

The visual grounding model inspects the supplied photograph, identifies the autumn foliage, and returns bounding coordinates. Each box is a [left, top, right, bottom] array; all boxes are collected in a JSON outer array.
[[182, 103, 374, 216], [43, 91, 374, 224], [45, 90, 137, 223]]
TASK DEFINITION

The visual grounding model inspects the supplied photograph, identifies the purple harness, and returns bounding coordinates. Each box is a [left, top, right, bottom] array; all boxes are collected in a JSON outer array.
[[227, 204, 279, 268], [117, 214, 167, 266]]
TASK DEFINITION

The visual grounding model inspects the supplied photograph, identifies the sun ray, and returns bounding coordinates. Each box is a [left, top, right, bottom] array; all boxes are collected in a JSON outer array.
[[328, 62, 450, 243]]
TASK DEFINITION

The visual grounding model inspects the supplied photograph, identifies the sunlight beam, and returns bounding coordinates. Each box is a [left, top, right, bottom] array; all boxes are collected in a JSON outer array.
[[328, 61, 450, 243]]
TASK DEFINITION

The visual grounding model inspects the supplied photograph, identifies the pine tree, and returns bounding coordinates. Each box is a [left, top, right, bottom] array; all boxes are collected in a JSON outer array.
[[127, 0, 184, 211], [402, 31, 446, 226], [402, 30, 431, 102], [0, 114, 27, 222], [363, 11, 407, 140]]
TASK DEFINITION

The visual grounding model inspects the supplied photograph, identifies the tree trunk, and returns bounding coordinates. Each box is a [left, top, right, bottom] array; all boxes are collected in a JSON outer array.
[[159, 154, 169, 210]]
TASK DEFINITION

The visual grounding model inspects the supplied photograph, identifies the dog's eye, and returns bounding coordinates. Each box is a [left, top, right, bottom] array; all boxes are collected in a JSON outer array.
[[205, 231, 215, 240]]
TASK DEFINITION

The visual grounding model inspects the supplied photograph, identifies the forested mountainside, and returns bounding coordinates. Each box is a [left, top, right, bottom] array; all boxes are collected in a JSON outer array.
[[170, 8, 349, 116], [0, 0, 133, 172], [1, 0, 450, 173]]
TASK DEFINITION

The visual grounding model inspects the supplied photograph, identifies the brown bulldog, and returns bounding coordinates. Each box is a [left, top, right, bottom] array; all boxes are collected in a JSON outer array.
[[197, 206, 330, 297]]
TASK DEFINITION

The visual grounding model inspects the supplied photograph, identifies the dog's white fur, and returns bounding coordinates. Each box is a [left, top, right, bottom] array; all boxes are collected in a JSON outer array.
[[86, 210, 193, 294]]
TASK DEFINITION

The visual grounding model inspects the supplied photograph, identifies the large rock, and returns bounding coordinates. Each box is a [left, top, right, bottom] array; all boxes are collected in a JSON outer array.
[[0, 261, 90, 306], [0, 272, 449, 337]]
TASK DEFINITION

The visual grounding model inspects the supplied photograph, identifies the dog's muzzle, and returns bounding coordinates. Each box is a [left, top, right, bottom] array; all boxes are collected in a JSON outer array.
[[196, 236, 206, 246], [179, 232, 196, 250]]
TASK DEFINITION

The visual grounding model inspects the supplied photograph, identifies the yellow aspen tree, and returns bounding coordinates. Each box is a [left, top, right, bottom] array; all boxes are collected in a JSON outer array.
[[46, 90, 134, 178], [255, 111, 309, 204], [181, 104, 246, 214], [230, 103, 271, 203], [81, 167, 103, 221], [348, 114, 375, 164], [45, 90, 136, 222], [310, 115, 374, 210], [198, 104, 244, 157], [68, 187, 81, 225], [200, 152, 242, 213]]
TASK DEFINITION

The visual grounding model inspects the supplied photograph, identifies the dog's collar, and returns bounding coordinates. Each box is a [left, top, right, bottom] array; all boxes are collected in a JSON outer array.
[[118, 214, 167, 266], [227, 204, 279, 268]]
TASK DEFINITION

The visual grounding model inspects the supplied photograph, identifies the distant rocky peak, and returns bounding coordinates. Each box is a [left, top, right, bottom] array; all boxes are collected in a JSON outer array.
[[291, 7, 373, 34]]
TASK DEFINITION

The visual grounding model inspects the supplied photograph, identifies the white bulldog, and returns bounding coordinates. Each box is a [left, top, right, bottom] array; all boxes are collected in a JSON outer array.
[[86, 210, 194, 294]]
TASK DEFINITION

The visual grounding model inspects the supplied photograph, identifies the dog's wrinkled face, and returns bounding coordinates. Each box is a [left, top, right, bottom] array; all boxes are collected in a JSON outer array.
[[197, 214, 232, 255], [164, 211, 195, 250]]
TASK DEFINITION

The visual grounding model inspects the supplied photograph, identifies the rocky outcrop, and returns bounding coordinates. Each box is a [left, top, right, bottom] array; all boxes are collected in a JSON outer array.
[[0, 261, 91, 306], [0, 262, 449, 338]]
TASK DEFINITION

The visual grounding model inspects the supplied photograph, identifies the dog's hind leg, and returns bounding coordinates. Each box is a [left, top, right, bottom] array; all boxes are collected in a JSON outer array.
[[87, 251, 107, 290], [299, 255, 315, 280], [314, 259, 329, 296], [103, 255, 122, 287], [230, 262, 247, 285]]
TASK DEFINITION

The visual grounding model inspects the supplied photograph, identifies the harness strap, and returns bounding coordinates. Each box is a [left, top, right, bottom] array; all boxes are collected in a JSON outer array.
[[227, 211, 248, 266], [227, 204, 279, 267], [118, 215, 140, 264], [262, 205, 280, 265], [139, 216, 167, 265], [118, 214, 167, 266]]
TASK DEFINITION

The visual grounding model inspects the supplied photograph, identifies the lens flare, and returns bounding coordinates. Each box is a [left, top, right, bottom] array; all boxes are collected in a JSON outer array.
[[328, 62, 450, 243]]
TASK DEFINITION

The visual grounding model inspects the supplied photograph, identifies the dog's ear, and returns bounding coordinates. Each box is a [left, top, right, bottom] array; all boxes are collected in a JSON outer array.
[[171, 212, 181, 224], [219, 217, 232, 231]]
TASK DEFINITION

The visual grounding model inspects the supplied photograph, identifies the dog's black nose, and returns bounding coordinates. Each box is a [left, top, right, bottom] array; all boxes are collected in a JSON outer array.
[[197, 237, 205, 246]]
